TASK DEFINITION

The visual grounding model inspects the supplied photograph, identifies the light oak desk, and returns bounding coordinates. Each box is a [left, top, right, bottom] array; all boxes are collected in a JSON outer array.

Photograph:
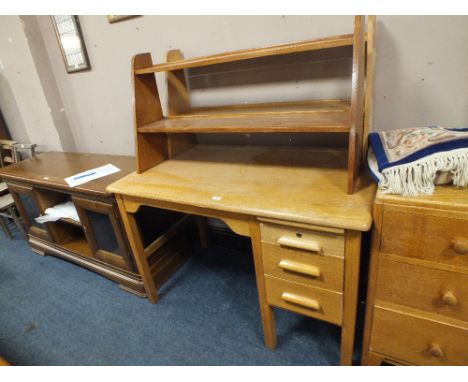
[[108, 145, 376, 365]]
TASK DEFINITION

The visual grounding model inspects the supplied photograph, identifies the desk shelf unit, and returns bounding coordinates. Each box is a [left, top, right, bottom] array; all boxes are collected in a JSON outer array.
[[112, 16, 377, 365], [131, 15, 375, 194]]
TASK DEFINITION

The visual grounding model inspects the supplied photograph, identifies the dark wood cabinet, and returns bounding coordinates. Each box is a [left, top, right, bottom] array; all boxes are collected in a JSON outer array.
[[0, 152, 194, 298]]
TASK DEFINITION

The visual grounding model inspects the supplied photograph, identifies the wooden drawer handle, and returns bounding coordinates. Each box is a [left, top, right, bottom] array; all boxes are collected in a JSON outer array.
[[441, 291, 458, 306], [278, 259, 321, 278], [452, 239, 468, 254], [281, 292, 321, 311], [428, 343, 444, 358], [277, 236, 322, 253]]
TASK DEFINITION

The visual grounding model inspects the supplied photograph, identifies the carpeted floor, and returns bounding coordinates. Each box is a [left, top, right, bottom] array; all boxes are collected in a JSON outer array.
[[0, 226, 363, 365]]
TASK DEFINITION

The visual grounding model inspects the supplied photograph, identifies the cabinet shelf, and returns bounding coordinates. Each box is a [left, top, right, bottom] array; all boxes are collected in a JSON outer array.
[[60, 217, 82, 227], [138, 100, 351, 134], [135, 34, 355, 74], [62, 237, 92, 258]]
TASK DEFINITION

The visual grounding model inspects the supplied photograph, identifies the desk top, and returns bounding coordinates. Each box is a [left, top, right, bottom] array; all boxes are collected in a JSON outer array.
[[0, 152, 135, 197], [108, 145, 376, 231]]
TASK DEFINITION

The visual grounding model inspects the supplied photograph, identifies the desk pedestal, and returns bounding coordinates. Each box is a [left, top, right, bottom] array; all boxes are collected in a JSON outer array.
[[116, 194, 363, 365]]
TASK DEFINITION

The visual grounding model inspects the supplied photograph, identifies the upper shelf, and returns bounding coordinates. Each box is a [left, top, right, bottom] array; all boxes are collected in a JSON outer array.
[[138, 99, 351, 134], [135, 34, 357, 74]]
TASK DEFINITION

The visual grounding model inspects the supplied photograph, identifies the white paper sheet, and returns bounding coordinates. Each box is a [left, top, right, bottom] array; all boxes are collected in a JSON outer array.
[[35, 201, 80, 224], [64, 164, 120, 187]]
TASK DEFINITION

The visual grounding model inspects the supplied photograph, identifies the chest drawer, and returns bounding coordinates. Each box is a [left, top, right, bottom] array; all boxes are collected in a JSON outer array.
[[265, 275, 342, 325], [260, 222, 345, 258], [376, 257, 468, 322], [370, 306, 468, 365], [262, 242, 344, 292], [380, 208, 468, 268]]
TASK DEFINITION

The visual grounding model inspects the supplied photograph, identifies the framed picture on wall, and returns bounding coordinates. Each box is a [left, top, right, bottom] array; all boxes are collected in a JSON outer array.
[[51, 15, 91, 73], [107, 15, 140, 23]]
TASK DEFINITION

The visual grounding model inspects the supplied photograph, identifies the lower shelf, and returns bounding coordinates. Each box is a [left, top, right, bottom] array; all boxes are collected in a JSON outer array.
[[61, 237, 93, 258], [29, 235, 146, 297], [138, 99, 351, 133]]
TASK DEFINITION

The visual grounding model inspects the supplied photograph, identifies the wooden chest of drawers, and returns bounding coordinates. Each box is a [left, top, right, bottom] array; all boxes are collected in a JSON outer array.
[[361, 187, 468, 366]]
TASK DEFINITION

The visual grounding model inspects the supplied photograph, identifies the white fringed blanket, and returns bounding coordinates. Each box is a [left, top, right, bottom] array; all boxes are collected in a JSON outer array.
[[367, 127, 468, 196]]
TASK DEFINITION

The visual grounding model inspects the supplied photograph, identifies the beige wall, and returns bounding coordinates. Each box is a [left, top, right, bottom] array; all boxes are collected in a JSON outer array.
[[0, 16, 63, 151], [0, 15, 467, 155]]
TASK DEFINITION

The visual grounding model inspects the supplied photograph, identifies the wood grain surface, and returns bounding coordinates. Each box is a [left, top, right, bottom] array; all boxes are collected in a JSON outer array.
[[0, 152, 134, 196], [107, 145, 375, 231]]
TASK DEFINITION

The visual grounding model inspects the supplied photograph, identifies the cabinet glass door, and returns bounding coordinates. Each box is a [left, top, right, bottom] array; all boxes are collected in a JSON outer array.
[[73, 197, 133, 271], [7, 183, 49, 239]]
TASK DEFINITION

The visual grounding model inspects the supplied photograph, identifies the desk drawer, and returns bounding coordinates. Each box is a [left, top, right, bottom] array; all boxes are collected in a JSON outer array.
[[376, 257, 468, 322], [370, 306, 468, 365], [260, 222, 344, 258], [380, 209, 468, 268], [265, 275, 342, 325], [262, 242, 343, 292]]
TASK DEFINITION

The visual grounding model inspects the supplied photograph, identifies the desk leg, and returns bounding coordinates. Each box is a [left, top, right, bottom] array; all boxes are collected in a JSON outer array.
[[361, 203, 382, 366], [250, 220, 276, 349], [196, 216, 209, 249], [340, 230, 361, 365], [116, 195, 159, 303]]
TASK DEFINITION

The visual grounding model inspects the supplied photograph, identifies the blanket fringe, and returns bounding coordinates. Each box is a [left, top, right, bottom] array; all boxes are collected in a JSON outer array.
[[379, 148, 468, 196]]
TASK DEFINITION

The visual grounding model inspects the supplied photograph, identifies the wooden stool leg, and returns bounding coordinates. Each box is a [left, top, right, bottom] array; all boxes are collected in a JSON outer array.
[[250, 220, 276, 349], [340, 231, 362, 365], [361, 351, 383, 366], [0, 215, 12, 239], [196, 216, 209, 249]]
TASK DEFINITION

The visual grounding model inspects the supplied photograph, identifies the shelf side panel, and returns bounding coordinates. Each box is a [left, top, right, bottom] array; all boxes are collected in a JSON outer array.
[[132, 53, 168, 173], [347, 16, 366, 194], [166, 49, 197, 158], [362, 16, 376, 165]]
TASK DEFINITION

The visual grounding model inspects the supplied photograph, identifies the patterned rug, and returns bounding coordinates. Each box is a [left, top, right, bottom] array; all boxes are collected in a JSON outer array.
[[368, 126, 468, 196]]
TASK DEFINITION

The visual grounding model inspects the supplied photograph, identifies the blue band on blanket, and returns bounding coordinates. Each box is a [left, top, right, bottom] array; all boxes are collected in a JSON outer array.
[[367, 126, 468, 196], [369, 131, 468, 172]]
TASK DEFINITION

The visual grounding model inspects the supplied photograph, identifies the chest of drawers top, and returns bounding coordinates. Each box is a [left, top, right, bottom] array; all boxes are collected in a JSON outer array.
[[375, 186, 468, 212]]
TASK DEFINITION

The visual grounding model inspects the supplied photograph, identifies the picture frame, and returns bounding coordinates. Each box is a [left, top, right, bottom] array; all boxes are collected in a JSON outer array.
[[107, 15, 140, 23], [51, 15, 91, 74]]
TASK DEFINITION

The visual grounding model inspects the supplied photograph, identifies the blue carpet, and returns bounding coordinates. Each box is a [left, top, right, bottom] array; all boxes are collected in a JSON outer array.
[[0, 227, 357, 365]]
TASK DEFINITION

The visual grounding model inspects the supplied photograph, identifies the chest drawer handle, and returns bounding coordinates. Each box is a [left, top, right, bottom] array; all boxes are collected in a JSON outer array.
[[452, 239, 468, 255], [278, 260, 321, 278], [281, 292, 321, 311], [441, 291, 458, 306], [277, 236, 322, 253], [428, 343, 444, 358]]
